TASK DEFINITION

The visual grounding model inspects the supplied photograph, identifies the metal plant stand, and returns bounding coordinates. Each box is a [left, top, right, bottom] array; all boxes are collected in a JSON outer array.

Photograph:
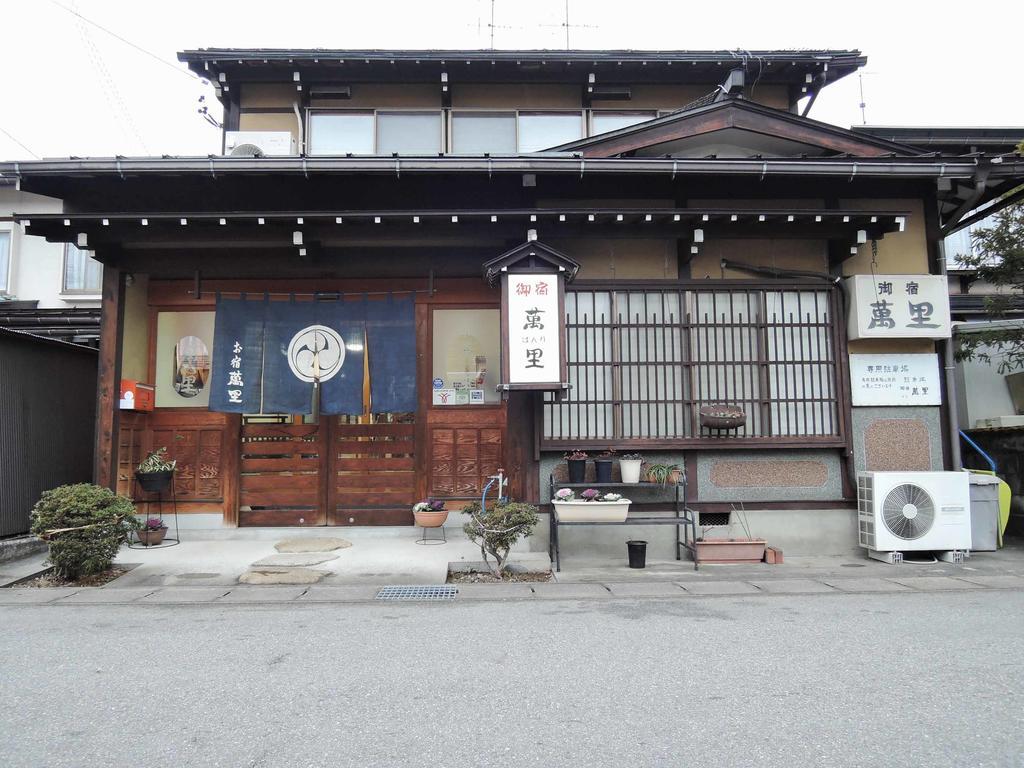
[[128, 478, 180, 549], [415, 525, 447, 546], [548, 476, 698, 572]]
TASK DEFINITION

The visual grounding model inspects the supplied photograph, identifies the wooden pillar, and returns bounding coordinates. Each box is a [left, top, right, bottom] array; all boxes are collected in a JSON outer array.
[[94, 265, 126, 489]]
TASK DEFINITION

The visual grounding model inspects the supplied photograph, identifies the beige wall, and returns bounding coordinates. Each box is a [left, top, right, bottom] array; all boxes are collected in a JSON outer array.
[[842, 199, 929, 276], [848, 338, 935, 354], [549, 238, 677, 279], [690, 239, 827, 279], [451, 84, 580, 109], [120, 274, 149, 383], [238, 112, 298, 136]]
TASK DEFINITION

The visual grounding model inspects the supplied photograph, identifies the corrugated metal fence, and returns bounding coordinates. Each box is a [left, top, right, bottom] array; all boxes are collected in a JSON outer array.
[[0, 328, 97, 538]]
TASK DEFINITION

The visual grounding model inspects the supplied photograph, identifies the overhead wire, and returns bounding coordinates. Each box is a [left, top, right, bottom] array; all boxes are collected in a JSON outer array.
[[0, 126, 41, 159]]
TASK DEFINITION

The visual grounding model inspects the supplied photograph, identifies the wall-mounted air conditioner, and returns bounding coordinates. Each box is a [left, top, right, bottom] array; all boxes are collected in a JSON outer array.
[[857, 471, 971, 555], [224, 131, 295, 157]]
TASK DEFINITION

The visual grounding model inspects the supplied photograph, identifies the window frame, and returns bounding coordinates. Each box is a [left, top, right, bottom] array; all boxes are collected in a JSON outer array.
[[0, 228, 11, 295], [306, 108, 444, 155], [540, 280, 848, 450], [449, 109, 585, 153], [61, 242, 103, 296]]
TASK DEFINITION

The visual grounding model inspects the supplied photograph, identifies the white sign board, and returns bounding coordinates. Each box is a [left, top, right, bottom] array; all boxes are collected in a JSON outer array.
[[849, 353, 942, 406], [505, 272, 562, 385], [845, 275, 951, 340]]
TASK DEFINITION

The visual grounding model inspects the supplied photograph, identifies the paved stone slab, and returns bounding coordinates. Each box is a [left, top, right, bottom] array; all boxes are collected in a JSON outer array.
[[0, 588, 83, 604], [454, 583, 537, 600], [274, 537, 351, 553], [605, 581, 687, 597], [251, 552, 340, 568], [888, 576, 983, 591], [218, 587, 309, 603], [57, 588, 158, 604], [532, 582, 612, 599], [820, 578, 912, 593], [136, 587, 232, 603], [749, 579, 837, 594], [677, 580, 761, 595], [954, 575, 1024, 589], [299, 585, 381, 602], [239, 568, 325, 585]]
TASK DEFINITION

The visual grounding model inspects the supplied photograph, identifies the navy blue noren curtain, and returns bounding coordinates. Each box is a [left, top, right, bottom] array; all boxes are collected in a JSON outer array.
[[262, 298, 316, 415], [365, 294, 417, 413], [317, 296, 365, 415], [209, 295, 265, 413]]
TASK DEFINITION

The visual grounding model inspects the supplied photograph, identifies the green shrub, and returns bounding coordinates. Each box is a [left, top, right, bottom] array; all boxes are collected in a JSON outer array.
[[462, 500, 539, 578], [30, 484, 140, 580]]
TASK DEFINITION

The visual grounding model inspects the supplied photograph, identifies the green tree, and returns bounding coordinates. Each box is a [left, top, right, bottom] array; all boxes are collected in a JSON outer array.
[[955, 196, 1024, 372]]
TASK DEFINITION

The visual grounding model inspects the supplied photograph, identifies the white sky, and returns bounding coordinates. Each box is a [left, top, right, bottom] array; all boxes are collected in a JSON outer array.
[[2, 0, 1022, 160]]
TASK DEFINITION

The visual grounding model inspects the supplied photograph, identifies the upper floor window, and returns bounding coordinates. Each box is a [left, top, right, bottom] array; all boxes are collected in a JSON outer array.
[[0, 230, 10, 294], [591, 111, 658, 135], [451, 111, 583, 153], [308, 111, 442, 155], [63, 244, 102, 293]]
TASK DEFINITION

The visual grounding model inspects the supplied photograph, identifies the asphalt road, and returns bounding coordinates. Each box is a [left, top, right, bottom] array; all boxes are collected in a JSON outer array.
[[2, 591, 1023, 767]]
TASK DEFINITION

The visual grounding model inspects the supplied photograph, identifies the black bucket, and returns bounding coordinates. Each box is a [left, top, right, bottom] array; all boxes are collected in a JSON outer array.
[[566, 459, 587, 484], [594, 459, 613, 484], [627, 540, 647, 569], [135, 470, 174, 494]]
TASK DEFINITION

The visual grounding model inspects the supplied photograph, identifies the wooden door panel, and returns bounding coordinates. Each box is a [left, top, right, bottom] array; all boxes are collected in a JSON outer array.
[[329, 421, 416, 525], [238, 422, 326, 527], [426, 407, 506, 500]]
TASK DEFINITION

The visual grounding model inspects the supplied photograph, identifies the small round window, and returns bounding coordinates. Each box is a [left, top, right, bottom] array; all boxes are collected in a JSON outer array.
[[173, 335, 210, 398]]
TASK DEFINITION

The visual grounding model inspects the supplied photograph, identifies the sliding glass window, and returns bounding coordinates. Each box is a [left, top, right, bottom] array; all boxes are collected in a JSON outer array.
[[308, 111, 442, 155]]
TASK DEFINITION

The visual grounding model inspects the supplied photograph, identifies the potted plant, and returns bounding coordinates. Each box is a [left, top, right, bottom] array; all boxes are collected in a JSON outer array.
[[412, 498, 448, 528], [551, 488, 632, 523], [619, 453, 644, 484], [594, 449, 615, 483], [699, 404, 747, 430], [135, 447, 177, 493], [136, 516, 168, 546], [564, 450, 588, 484], [645, 462, 682, 486]]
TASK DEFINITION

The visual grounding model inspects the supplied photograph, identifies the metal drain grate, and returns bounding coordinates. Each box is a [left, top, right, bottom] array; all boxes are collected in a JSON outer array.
[[375, 585, 458, 601]]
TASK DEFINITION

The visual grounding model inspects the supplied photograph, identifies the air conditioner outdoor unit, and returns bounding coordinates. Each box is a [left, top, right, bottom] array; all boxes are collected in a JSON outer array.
[[857, 471, 972, 554], [224, 131, 295, 157]]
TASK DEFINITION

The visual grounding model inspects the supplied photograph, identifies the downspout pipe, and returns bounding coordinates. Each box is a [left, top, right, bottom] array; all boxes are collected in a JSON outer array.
[[293, 101, 305, 155], [937, 236, 963, 470]]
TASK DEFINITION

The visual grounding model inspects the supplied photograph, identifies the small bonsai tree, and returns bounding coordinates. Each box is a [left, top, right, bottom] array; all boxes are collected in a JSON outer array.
[[30, 484, 140, 580], [462, 499, 539, 578]]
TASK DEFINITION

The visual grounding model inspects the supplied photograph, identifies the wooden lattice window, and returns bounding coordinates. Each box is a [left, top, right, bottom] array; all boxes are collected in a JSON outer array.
[[542, 284, 845, 447]]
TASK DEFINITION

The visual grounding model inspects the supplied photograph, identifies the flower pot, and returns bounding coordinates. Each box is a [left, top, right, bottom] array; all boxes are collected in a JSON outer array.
[[552, 499, 631, 523], [594, 459, 613, 484], [694, 538, 766, 564], [699, 404, 747, 430], [645, 468, 683, 486], [627, 540, 647, 569], [566, 459, 587, 484], [137, 527, 168, 546], [413, 509, 449, 528], [619, 459, 643, 484], [135, 470, 174, 494]]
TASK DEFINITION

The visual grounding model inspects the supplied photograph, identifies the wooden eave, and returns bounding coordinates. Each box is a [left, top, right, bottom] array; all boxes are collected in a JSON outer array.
[[550, 98, 923, 158], [483, 240, 581, 285]]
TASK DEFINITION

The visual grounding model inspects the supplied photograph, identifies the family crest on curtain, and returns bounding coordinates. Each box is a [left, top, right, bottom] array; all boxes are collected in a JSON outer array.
[[209, 292, 415, 415]]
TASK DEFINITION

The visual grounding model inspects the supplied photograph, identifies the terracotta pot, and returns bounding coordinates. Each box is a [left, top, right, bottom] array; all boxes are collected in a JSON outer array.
[[553, 500, 631, 523], [413, 509, 449, 528], [137, 527, 168, 546], [645, 468, 683, 486], [694, 538, 766, 564]]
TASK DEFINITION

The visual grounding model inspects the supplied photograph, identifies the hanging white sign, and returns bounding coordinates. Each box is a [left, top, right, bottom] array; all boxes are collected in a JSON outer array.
[[504, 272, 562, 386], [849, 353, 942, 406], [845, 275, 951, 340]]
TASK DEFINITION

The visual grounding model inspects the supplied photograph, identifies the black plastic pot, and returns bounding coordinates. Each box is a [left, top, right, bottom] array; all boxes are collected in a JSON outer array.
[[566, 459, 587, 484], [135, 470, 174, 494], [627, 540, 648, 569], [594, 459, 613, 484]]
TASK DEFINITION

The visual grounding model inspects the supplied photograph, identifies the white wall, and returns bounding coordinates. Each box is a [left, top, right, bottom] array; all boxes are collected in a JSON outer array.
[[954, 321, 1024, 427], [0, 187, 100, 308]]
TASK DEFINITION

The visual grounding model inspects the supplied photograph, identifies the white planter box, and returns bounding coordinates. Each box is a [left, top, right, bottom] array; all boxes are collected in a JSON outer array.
[[552, 500, 632, 523]]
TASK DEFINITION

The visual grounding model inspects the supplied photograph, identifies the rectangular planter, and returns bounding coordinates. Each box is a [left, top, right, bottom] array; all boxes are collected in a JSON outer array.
[[694, 538, 767, 564], [553, 500, 632, 523]]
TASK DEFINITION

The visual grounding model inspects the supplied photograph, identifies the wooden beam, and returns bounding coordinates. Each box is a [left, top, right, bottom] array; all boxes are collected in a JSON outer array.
[[94, 264, 126, 490]]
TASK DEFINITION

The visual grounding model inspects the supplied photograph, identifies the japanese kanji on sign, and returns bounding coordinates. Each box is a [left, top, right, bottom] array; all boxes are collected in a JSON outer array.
[[502, 271, 566, 390], [845, 274, 951, 340], [849, 353, 942, 406]]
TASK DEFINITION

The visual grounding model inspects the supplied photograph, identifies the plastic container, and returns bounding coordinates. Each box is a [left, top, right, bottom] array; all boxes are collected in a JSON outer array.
[[968, 472, 1001, 551], [627, 540, 647, 569]]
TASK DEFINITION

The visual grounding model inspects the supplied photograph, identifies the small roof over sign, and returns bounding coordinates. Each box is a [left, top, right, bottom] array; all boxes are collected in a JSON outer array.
[[483, 241, 581, 286]]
